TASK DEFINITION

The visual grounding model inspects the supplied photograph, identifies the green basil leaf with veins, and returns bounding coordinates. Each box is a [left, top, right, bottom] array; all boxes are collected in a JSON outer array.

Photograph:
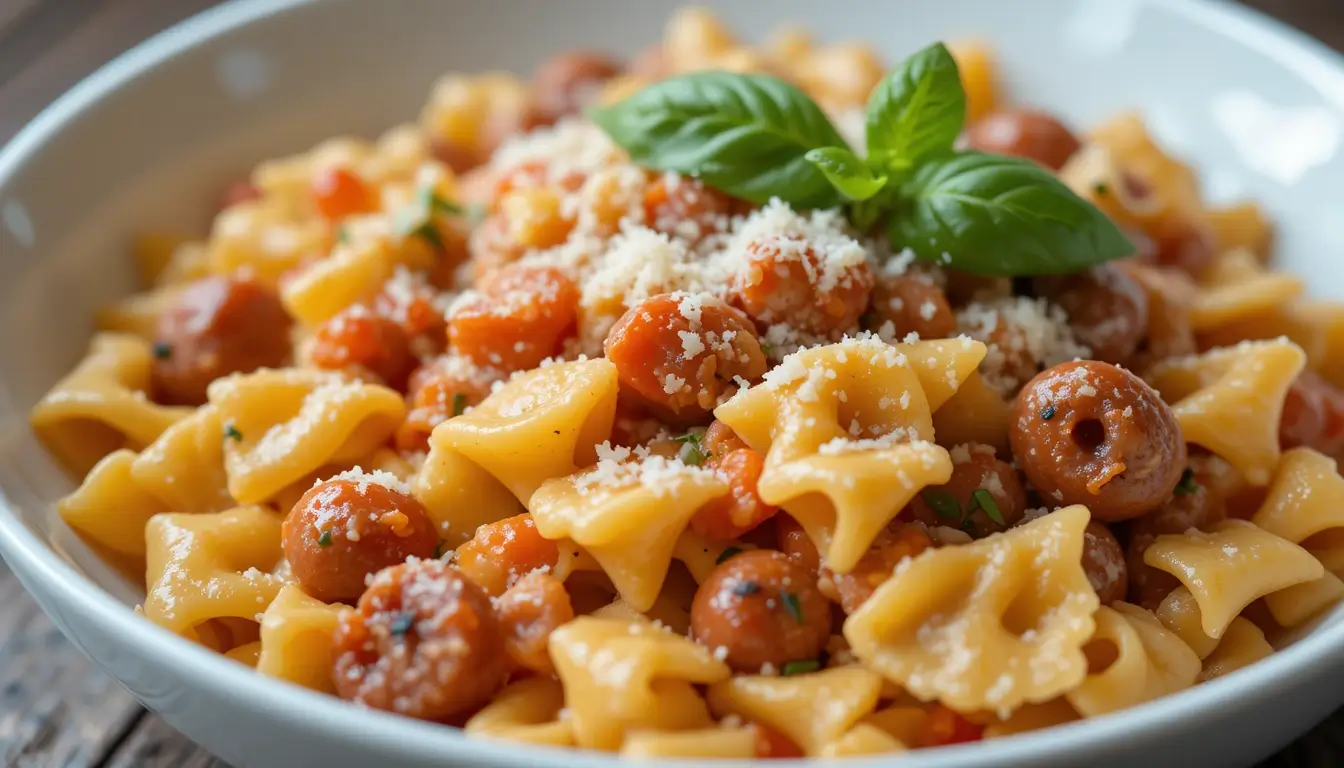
[[866, 42, 966, 171], [888, 151, 1136, 276], [804, 147, 888, 201], [588, 72, 849, 208]]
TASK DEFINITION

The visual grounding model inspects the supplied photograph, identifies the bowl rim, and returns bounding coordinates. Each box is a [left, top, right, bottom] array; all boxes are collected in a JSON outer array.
[[3, 0, 1344, 765]]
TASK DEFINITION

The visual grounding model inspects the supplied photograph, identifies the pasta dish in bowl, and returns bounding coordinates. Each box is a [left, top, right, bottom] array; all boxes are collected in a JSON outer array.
[[11, 1, 1344, 764]]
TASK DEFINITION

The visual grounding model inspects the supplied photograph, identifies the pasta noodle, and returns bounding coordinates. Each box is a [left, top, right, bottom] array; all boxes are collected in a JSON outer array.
[[707, 667, 884, 757], [31, 6, 1344, 760], [32, 333, 190, 474], [844, 506, 1098, 715]]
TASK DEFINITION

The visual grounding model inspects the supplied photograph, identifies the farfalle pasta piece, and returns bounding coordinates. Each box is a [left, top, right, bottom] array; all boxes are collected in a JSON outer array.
[[465, 676, 575, 747], [531, 453, 729, 611], [983, 699, 1080, 738], [1146, 339, 1306, 485], [413, 436, 523, 545], [1198, 617, 1274, 683], [716, 338, 984, 572], [255, 584, 343, 693], [707, 667, 884, 757], [435, 359, 618, 505], [930, 370, 1012, 456], [1189, 249, 1304, 332], [130, 404, 234, 514], [144, 505, 286, 636], [57, 450, 165, 559], [819, 724, 906, 757], [620, 728, 757, 758], [207, 368, 405, 504], [207, 197, 330, 284], [844, 506, 1099, 715], [1144, 519, 1323, 639], [1065, 603, 1200, 718], [548, 617, 729, 751], [1250, 448, 1344, 626], [1154, 587, 1220, 659], [31, 333, 190, 474], [281, 238, 397, 326]]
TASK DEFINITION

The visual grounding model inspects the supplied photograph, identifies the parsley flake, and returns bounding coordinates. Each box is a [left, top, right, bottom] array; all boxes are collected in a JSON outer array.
[[336, 226, 350, 244], [716, 546, 743, 565], [970, 488, 1006, 526], [673, 431, 709, 466], [923, 490, 961, 521], [1041, 403, 1056, 421], [782, 659, 821, 676], [452, 392, 468, 417], [732, 580, 761, 597], [151, 341, 172, 360], [388, 612, 416, 636], [1173, 469, 1200, 496], [1094, 182, 1109, 196], [223, 423, 243, 441], [780, 591, 804, 624], [317, 529, 333, 547], [433, 539, 446, 559]]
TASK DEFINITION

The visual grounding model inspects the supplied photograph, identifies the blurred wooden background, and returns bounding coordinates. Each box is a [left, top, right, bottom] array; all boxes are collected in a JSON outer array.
[[0, 0, 1342, 765]]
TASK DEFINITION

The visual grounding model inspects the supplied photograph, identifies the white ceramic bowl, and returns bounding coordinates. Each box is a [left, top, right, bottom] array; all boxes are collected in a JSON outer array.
[[3, 0, 1344, 765]]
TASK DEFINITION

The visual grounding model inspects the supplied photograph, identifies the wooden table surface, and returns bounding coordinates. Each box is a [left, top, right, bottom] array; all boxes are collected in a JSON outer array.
[[2, 1, 1344, 766]]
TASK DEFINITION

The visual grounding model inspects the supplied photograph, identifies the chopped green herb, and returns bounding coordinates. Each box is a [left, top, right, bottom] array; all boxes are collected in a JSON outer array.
[[433, 539, 446, 559], [923, 491, 961, 521], [961, 517, 979, 535], [780, 591, 804, 624], [336, 226, 350, 244], [151, 341, 172, 360], [1173, 469, 1200, 496], [970, 488, 1006, 526], [1094, 182, 1109, 196], [732, 580, 761, 597], [716, 546, 743, 565], [679, 440, 707, 466], [782, 659, 821, 676], [452, 392, 469, 417], [223, 423, 243, 441], [673, 430, 708, 466], [317, 529, 333, 547], [1041, 403, 1056, 421], [388, 612, 416, 636], [424, 188, 463, 215]]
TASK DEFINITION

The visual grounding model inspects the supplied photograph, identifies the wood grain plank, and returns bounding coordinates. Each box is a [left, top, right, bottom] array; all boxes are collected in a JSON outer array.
[[98, 715, 232, 768], [0, 561, 144, 768]]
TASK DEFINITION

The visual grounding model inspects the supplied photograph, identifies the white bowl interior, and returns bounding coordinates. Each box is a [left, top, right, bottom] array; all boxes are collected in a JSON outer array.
[[2, 0, 1344, 766]]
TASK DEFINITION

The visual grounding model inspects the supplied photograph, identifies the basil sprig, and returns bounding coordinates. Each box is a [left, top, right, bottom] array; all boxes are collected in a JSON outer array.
[[590, 42, 1134, 276], [589, 72, 849, 209]]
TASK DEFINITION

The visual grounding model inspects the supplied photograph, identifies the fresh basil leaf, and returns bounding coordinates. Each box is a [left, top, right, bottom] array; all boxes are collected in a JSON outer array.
[[866, 42, 966, 171], [804, 147, 888, 201], [888, 151, 1136, 276], [588, 72, 849, 208]]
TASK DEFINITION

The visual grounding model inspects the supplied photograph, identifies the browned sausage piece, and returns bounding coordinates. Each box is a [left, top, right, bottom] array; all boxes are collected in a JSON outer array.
[[1126, 476, 1225, 609], [818, 523, 933, 614], [494, 571, 574, 675], [868, 272, 956, 341], [532, 51, 624, 124], [964, 109, 1082, 170], [1034, 264, 1148, 365], [907, 442, 1027, 537], [1081, 520, 1127, 604], [332, 559, 508, 720], [282, 477, 439, 604], [1010, 361, 1185, 522], [151, 275, 293, 405], [690, 549, 831, 672]]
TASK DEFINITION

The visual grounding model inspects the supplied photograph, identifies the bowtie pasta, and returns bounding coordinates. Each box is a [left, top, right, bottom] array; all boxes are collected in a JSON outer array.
[[34, 5, 1344, 760]]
